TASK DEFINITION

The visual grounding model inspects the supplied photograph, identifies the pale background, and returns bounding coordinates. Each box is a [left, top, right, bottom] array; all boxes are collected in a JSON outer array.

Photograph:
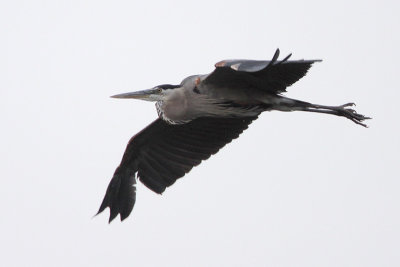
[[1, 0, 399, 266]]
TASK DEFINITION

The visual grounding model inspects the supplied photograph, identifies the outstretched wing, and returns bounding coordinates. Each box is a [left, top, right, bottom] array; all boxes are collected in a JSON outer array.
[[97, 116, 257, 222], [203, 49, 321, 93]]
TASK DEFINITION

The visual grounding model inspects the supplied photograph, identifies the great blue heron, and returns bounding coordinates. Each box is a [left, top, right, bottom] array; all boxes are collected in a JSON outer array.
[[97, 49, 369, 222]]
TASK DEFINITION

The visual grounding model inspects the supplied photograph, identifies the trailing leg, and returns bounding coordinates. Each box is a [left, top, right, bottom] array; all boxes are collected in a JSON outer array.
[[270, 97, 371, 127], [301, 102, 371, 127]]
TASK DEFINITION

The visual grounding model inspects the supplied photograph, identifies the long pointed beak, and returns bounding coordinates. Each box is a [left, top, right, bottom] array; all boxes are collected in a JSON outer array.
[[110, 88, 159, 99]]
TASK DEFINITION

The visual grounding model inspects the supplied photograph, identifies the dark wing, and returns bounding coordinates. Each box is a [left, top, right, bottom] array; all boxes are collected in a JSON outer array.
[[203, 49, 321, 93], [97, 116, 257, 222]]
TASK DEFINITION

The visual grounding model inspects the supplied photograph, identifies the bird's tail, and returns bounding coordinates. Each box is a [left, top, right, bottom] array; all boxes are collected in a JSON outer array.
[[96, 167, 136, 223]]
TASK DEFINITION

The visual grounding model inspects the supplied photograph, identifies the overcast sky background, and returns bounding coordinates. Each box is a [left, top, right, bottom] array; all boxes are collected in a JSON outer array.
[[1, 0, 399, 266]]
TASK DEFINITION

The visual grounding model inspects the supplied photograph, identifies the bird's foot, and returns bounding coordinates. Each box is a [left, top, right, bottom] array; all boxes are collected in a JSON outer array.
[[340, 102, 355, 108], [334, 103, 371, 127], [305, 102, 371, 127]]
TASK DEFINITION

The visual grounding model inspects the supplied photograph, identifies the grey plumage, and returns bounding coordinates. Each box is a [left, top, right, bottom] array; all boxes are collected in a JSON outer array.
[[97, 49, 370, 222]]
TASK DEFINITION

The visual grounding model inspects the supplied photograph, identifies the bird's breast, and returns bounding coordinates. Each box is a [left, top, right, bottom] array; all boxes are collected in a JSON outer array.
[[157, 91, 190, 124]]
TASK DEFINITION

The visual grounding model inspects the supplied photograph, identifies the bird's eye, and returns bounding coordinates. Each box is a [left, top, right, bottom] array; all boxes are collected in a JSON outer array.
[[157, 88, 162, 93]]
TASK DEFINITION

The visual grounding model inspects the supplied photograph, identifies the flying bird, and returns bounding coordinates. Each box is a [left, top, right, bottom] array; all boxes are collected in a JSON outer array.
[[97, 49, 370, 222]]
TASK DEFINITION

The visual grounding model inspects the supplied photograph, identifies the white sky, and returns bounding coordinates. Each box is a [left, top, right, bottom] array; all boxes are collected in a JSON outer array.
[[1, 0, 399, 266]]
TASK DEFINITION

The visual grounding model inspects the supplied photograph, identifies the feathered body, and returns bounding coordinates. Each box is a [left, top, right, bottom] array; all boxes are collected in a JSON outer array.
[[97, 49, 370, 222]]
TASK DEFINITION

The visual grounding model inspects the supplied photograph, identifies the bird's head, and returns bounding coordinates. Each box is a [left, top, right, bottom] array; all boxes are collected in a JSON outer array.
[[111, 84, 180, 102]]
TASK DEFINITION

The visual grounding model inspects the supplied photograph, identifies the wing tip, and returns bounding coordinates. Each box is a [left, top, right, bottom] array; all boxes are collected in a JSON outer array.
[[272, 49, 323, 64], [279, 53, 292, 64], [272, 48, 280, 62], [97, 168, 137, 223], [94, 206, 126, 223]]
